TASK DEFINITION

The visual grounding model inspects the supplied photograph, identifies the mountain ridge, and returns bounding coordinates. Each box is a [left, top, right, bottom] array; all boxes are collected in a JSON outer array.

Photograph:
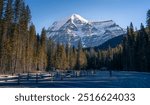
[[47, 14, 126, 48]]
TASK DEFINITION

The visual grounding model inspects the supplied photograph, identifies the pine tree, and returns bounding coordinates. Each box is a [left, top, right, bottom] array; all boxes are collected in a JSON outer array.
[[122, 27, 129, 70], [40, 28, 47, 71], [0, 0, 4, 19], [69, 46, 77, 70], [4, 0, 13, 27], [46, 38, 57, 71], [128, 23, 136, 70], [122, 23, 136, 71], [135, 31, 141, 70], [139, 23, 148, 70], [47, 39, 52, 71], [11, 24, 19, 73], [76, 39, 82, 70], [20, 3, 31, 73], [0, 0, 4, 73], [54, 43, 67, 70], [87, 48, 97, 69], [13, 0, 24, 73], [29, 24, 37, 71], [36, 33, 41, 71], [76, 39, 87, 70], [146, 9, 150, 71], [65, 43, 70, 70], [14, 0, 23, 23], [0, 0, 14, 73], [146, 9, 150, 29]]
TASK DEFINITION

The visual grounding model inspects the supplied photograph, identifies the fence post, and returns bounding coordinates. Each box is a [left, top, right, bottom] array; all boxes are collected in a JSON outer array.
[[27, 73, 29, 81], [109, 70, 112, 77], [61, 74, 63, 80], [75, 71, 77, 78], [49, 73, 52, 81], [18, 74, 20, 85], [5, 76, 7, 82], [36, 74, 38, 84]]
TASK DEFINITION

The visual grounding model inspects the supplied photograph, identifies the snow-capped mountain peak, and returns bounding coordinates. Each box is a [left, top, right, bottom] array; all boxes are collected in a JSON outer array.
[[48, 14, 88, 32], [47, 14, 126, 48], [70, 14, 88, 23]]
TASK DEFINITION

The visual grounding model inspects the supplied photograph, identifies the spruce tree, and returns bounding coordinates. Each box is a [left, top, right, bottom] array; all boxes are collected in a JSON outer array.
[[146, 9, 150, 29], [139, 23, 148, 70], [146, 9, 150, 70], [36, 33, 41, 71], [14, 0, 23, 23], [76, 39, 87, 70], [69, 46, 77, 70], [65, 43, 70, 70], [29, 24, 37, 71], [122, 27, 129, 70], [0, 0, 4, 19], [40, 28, 47, 71], [76, 39, 82, 70], [129, 23, 135, 70]]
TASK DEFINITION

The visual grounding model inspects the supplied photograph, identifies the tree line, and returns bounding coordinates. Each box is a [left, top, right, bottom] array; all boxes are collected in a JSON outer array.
[[0, 0, 150, 74], [0, 0, 47, 74], [122, 9, 150, 72], [46, 37, 123, 71], [46, 9, 150, 72]]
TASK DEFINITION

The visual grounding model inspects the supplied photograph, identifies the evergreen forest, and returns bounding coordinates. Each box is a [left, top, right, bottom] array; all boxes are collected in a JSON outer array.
[[0, 0, 150, 74]]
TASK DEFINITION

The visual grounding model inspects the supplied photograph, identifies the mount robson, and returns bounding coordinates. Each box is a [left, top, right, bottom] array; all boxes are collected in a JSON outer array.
[[46, 14, 126, 48]]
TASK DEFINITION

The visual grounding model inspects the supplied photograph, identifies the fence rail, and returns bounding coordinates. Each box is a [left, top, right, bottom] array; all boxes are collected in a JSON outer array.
[[0, 70, 96, 85], [0, 73, 56, 84]]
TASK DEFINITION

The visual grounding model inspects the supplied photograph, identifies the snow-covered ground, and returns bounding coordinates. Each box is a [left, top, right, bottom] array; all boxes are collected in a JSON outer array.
[[0, 71, 150, 88]]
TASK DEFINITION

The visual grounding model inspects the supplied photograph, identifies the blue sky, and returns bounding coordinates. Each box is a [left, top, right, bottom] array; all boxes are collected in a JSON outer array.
[[25, 0, 150, 33]]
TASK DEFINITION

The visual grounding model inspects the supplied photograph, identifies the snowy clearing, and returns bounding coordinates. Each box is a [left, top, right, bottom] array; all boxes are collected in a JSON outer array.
[[0, 71, 150, 88]]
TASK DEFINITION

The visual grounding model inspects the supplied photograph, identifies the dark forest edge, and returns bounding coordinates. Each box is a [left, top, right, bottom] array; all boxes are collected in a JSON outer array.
[[0, 0, 150, 74]]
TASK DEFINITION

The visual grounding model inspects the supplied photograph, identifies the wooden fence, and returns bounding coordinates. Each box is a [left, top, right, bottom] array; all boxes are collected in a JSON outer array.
[[0, 70, 96, 85], [0, 73, 56, 84]]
